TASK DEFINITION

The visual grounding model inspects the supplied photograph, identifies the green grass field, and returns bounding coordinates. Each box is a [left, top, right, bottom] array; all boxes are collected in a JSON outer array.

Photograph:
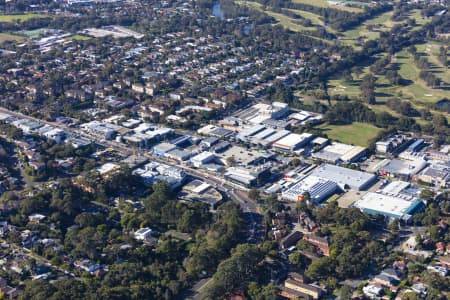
[[292, 0, 363, 13], [317, 122, 382, 147], [287, 8, 333, 31], [236, 1, 314, 31], [416, 42, 450, 84], [329, 48, 448, 105], [395, 50, 449, 103], [0, 33, 26, 43], [70, 34, 91, 41], [235, 0, 331, 43], [340, 10, 431, 48], [20, 28, 47, 38], [0, 13, 47, 23]]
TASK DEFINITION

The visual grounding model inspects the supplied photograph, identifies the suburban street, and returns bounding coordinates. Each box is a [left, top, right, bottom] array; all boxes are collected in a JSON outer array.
[[0, 107, 266, 244]]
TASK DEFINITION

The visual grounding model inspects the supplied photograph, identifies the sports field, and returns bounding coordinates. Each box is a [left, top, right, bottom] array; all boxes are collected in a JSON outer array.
[[317, 122, 382, 147]]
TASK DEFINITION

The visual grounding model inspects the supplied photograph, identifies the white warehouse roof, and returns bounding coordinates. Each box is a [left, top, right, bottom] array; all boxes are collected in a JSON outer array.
[[353, 192, 424, 219], [281, 175, 339, 204], [273, 133, 313, 150], [311, 164, 377, 191]]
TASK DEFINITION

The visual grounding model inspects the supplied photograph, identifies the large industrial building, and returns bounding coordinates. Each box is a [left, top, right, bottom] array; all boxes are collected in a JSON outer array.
[[281, 175, 339, 204], [417, 163, 450, 187], [190, 151, 216, 168], [353, 192, 425, 219], [312, 142, 367, 164], [224, 166, 270, 187], [375, 134, 413, 155], [272, 133, 314, 152], [375, 158, 428, 179], [235, 101, 289, 124], [311, 164, 377, 191]]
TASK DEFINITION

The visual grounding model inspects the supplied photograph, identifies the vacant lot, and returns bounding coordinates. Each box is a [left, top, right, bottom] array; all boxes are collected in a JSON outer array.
[[316, 122, 382, 147], [0, 14, 47, 23]]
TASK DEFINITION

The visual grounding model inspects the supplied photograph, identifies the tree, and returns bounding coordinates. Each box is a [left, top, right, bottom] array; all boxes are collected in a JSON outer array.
[[248, 189, 260, 201], [289, 158, 302, 167], [201, 244, 263, 299], [305, 257, 334, 281], [402, 291, 421, 300], [20, 280, 55, 300], [360, 74, 376, 104], [289, 252, 307, 270], [226, 156, 236, 166], [340, 285, 352, 300], [247, 282, 280, 300], [301, 192, 311, 203], [419, 189, 434, 201]]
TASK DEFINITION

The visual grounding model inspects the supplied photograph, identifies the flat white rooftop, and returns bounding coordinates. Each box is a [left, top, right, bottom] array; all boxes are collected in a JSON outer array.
[[273, 133, 312, 149], [381, 181, 410, 195], [282, 175, 338, 203], [311, 164, 376, 190], [354, 192, 423, 218]]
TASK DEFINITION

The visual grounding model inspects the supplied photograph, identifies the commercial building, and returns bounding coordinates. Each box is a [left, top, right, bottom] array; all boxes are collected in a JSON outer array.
[[281, 175, 339, 204], [122, 133, 147, 148], [165, 148, 192, 162], [236, 102, 289, 124], [200, 137, 219, 149], [197, 125, 235, 138], [262, 129, 291, 146], [353, 192, 425, 219], [216, 145, 273, 167], [376, 134, 413, 155], [237, 124, 266, 141], [190, 151, 216, 168], [152, 142, 177, 157], [66, 136, 92, 149], [272, 133, 313, 152], [81, 121, 119, 140], [0, 112, 14, 124], [180, 179, 224, 210], [11, 119, 43, 134], [311, 164, 377, 191], [375, 158, 428, 179], [379, 180, 420, 201], [312, 142, 367, 164], [37, 125, 66, 143], [288, 110, 323, 125], [133, 162, 186, 189], [224, 166, 270, 187], [417, 163, 450, 187]]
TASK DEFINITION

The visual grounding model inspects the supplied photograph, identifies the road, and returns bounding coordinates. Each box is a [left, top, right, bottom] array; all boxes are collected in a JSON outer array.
[[0, 107, 265, 216], [0, 238, 76, 278], [0, 107, 262, 212]]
